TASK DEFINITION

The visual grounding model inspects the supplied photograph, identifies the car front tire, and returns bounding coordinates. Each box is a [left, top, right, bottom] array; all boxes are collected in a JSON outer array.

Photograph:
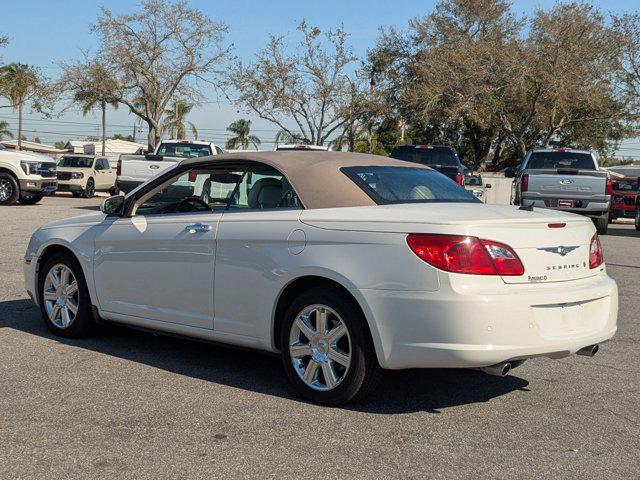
[[38, 252, 96, 338], [280, 286, 382, 406], [83, 179, 95, 198], [0, 172, 20, 205]]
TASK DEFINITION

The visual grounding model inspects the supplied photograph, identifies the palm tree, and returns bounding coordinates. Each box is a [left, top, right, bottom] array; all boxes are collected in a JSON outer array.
[[226, 119, 261, 150], [0, 63, 39, 150], [163, 99, 198, 139], [71, 64, 120, 156], [274, 129, 302, 146], [76, 91, 119, 156], [0, 120, 13, 140]]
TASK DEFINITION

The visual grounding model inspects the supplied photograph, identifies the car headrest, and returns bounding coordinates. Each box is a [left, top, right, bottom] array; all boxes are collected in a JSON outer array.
[[248, 177, 283, 209]]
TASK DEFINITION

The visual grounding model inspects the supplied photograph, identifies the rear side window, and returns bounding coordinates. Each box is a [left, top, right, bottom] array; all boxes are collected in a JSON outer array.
[[526, 152, 596, 170], [389, 146, 459, 167], [341, 166, 479, 205]]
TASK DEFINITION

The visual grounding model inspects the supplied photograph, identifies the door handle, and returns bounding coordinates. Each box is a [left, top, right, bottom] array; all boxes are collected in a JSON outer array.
[[185, 224, 212, 234]]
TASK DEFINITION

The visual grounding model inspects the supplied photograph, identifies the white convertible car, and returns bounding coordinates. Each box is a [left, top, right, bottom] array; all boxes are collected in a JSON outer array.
[[24, 152, 618, 405]]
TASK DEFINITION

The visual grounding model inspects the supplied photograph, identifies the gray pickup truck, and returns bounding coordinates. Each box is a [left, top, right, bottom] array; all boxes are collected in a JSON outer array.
[[506, 148, 612, 234]]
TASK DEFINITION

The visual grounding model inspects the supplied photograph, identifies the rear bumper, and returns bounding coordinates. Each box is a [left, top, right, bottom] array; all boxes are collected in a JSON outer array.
[[361, 272, 618, 370], [19, 179, 57, 194], [521, 193, 610, 217], [610, 206, 635, 218]]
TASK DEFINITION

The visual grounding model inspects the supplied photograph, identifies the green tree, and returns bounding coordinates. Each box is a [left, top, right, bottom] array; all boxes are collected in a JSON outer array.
[[226, 119, 261, 150], [54, 141, 67, 150], [0, 63, 41, 150], [163, 99, 198, 139], [0, 120, 12, 140]]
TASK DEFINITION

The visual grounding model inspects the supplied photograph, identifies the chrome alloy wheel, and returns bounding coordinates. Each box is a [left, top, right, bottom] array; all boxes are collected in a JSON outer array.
[[0, 178, 12, 202], [289, 304, 352, 391], [43, 264, 80, 329]]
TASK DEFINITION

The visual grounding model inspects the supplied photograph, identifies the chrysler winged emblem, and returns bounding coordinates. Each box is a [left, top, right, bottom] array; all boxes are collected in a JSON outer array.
[[537, 245, 579, 256], [560, 179, 573, 185]]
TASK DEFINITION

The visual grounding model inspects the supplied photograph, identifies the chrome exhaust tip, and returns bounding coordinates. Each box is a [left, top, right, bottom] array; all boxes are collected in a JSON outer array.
[[576, 344, 599, 357], [478, 362, 511, 377]]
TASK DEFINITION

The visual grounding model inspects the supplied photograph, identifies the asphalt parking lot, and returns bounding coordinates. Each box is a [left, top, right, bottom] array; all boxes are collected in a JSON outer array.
[[1, 196, 638, 479]]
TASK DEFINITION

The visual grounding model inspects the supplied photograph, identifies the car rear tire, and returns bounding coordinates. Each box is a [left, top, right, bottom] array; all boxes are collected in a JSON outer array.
[[0, 172, 20, 206], [18, 193, 43, 205], [83, 179, 95, 198], [594, 214, 608, 235], [280, 286, 382, 406], [38, 252, 96, 338]]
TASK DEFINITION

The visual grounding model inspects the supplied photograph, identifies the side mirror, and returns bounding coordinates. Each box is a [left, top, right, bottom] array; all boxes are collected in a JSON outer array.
[[485, 184, 492, 189], [101, 195, 125, 216], [504, 168, 516, 178]]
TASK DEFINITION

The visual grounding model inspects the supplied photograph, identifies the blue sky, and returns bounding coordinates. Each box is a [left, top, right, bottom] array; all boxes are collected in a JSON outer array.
[[1, 0, 639, 152]]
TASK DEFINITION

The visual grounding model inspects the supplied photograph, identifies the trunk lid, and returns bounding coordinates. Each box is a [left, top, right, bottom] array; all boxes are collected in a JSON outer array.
[[300, 203, 598, 284]]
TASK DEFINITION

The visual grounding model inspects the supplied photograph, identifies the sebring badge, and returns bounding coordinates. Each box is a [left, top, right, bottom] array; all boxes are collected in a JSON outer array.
[[537, 245, 579, 256]]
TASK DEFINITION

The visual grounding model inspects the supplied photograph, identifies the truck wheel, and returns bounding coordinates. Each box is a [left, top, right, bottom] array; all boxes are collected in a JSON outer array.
[[83, 179, 95, 198], [18, 193, 43, 205], [0, 172, 20, 206], [594, 214, 608, 235]]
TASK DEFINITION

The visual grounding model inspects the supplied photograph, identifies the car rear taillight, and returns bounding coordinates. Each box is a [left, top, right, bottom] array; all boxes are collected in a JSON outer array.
[[116, 159, 121, 176], [521, 173, 529, 193], [455, 172, 464, 186], [589, 234, 604, 269], [605, 175, 613, 196], [406, 234, 524, 276]]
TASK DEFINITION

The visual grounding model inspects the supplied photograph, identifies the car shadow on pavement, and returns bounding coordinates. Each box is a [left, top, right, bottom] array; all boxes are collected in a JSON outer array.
[[606, 227, 639, 238], [0, 298, 529, 414]]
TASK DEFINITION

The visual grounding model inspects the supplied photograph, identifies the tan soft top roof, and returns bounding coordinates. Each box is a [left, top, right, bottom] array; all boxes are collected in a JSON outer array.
[[180, 151, 432, 209]]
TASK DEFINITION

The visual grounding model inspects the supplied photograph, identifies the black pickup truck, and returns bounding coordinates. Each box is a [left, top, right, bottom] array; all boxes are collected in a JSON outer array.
[[389, 145, 464, 185]]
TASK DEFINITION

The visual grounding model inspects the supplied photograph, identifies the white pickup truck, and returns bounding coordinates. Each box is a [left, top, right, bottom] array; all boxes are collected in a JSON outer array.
[[0, 144, 57, 205], [116, 140, 222, 194]]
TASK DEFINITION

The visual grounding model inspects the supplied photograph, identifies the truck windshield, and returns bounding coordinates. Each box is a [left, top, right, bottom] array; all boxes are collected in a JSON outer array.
[[527, 152, 596, 170], [389, 146, 459, 167], [59, 157, 94, 168], [341, 166, 479, 204], [157, 143, 212, 159]]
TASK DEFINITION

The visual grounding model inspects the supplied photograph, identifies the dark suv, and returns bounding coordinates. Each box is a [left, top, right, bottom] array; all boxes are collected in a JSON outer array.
[[389, 145, 464, 185]]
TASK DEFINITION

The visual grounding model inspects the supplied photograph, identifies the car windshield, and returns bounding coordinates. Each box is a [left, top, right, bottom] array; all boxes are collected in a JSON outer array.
[[389, 146, 459, 167], [527, 152, 596, 170], [156, 143, 212, 159], [59, 157, 94, 168], [612, 179, 638, 191], [342, 166, 479, 205]]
